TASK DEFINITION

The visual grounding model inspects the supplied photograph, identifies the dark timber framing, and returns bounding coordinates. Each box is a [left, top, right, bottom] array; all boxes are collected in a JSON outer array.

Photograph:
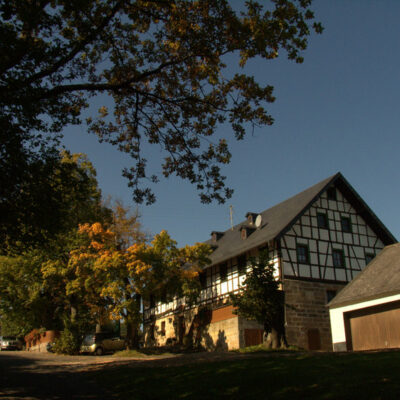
[[143, 173, 396, 351]]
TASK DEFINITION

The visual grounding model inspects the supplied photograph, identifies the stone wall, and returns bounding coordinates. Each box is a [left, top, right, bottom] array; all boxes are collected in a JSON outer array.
[[284, 279, 346, 350], [146, 305, 241, 350], [202, 316, 239, 350]]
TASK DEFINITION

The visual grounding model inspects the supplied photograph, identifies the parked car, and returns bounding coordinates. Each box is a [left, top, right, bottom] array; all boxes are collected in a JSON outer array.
[[80, 332, 126, 355], [0, 336, 22, 351], [46, 341, 56, 353]]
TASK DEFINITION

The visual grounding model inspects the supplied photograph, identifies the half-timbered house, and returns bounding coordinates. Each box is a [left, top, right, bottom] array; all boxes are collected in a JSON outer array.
[[143, 173, 396, 350]]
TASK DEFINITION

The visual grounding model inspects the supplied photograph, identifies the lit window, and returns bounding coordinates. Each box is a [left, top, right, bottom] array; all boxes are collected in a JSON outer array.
[[317, 213, 329, 229], [341, 217, 352, 233], [332, 249, 345, 268], [297, 244, 309, 264]]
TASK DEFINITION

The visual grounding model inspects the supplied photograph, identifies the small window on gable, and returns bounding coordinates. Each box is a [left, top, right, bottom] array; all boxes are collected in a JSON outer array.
[[365, 253, 375, 265], [317, 213, 329, 229], [326, 290, 337, 303], [296, 244, 309, 264], [332, 249, 345, 268], [327, 187, 337, 201], [237, 255, 247, 275], [341, 217, 352, 233], [220, 263, 228, 282]]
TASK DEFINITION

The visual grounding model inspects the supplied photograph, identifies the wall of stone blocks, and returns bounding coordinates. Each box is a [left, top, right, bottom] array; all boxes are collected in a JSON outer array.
[[145, 307, 241, 350], [238, 318, 264, 348], [201, 316, 239, 350], [284, 279, 346, 350]]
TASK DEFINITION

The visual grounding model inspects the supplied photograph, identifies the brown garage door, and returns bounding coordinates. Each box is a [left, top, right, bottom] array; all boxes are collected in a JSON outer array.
[[345, 301, 400, 351]]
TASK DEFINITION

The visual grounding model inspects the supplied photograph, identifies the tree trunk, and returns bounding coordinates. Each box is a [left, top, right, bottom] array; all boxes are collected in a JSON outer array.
[[70, 305, 77, 323], [264, 324, 287, 349], [125, 321, 139, 349]]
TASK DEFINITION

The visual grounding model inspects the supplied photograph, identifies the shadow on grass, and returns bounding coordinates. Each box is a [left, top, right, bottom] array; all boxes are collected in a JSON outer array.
[[0, 352, 110, 399], [89, 350, 400, 400], [2, 351, 400, 399]]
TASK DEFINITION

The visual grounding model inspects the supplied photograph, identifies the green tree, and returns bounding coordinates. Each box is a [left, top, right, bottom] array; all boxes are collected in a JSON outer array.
[[0, 0, 322, 204], [0, 150, 111, 254], [0, 152, 112, 338], [230, 250, 286, 349]]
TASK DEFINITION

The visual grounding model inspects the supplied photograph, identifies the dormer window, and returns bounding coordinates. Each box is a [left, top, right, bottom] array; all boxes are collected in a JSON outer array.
[[240, 226, 255, 240], [211, 231, 224, 243], [246, 212, 258, 225]]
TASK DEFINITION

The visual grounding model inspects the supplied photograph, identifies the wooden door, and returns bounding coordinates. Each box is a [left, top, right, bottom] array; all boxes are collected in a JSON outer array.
[[307, 328, 321, 350], [244, 329, 263, 347]]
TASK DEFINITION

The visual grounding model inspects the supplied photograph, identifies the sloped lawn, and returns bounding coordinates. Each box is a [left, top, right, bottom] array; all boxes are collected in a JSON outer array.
[[91, 350, 400, 399]]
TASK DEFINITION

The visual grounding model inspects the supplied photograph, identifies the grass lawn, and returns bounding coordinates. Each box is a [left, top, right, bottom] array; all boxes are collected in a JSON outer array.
[[91, 350, 400, 399]]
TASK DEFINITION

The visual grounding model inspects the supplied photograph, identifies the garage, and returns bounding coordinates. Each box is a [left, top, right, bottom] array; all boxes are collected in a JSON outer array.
[[329, 243, 400, 352], [344, 301, 400, 351]]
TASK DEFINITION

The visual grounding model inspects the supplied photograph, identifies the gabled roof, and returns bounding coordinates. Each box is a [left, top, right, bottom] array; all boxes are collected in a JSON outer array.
[[206, 172, 396, 267], [329, 243, 400, 309]]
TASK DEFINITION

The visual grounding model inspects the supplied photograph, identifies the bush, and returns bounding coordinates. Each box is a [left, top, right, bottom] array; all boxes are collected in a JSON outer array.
[[52, 328, 80, 355]]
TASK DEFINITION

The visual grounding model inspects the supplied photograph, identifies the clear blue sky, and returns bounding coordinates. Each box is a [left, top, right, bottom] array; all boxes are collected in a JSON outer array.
[[62, 1, 400, 247]]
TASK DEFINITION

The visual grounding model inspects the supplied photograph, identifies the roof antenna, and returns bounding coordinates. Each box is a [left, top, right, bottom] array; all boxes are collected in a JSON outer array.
[[229, 205, 234, 230]]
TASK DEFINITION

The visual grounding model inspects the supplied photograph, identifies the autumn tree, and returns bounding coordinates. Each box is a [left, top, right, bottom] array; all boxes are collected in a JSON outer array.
[[1, 0, 322, 205], [230, 250, 286, 349], [109, 199, 149, 249], [50, 223, 211, 349]]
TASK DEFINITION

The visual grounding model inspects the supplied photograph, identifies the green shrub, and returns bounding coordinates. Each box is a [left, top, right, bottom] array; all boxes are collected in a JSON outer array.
[[52, 328, 80, 355]]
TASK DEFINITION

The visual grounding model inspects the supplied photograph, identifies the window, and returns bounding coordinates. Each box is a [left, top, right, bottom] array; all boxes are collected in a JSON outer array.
[[341, 217, 352, 233], [220, 263, 228, 281], [160, 321, 166, 336], [317, 213, 329, 229], [365, 253, 375, 264], [199, 271, 207, 289], [296, 244, 309, 264], [326, 290, 337, 303], [237, 255, 247, 275], [327, 187, 337, 201], [332, 249, 345, 268]]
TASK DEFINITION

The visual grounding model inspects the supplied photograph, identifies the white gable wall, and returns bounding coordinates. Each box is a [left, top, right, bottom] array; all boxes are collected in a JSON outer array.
[[281, 188, 384, 282]]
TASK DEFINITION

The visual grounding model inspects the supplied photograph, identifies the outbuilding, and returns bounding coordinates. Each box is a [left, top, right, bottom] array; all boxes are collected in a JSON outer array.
[[329, 243, 400, 351]]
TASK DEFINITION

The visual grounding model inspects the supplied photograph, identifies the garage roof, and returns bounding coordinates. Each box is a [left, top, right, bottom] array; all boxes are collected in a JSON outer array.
[[329, 243, 400, 309]]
